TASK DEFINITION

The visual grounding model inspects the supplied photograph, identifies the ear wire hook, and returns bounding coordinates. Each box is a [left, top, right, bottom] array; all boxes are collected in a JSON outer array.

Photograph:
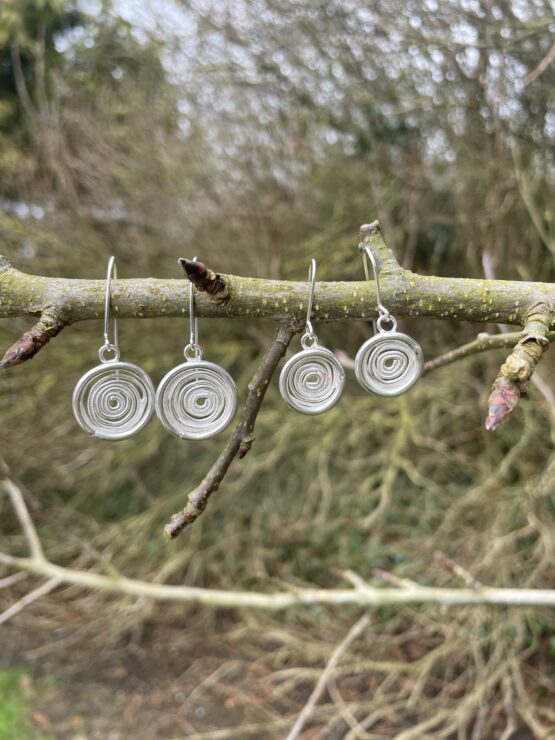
[[359, 245, 397, 333], [183, 256, 202, 361], [99, 256, 120, 362], [301, 259, 319, 349]]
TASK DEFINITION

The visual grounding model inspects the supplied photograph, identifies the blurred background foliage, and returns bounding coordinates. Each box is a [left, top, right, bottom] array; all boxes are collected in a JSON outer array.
[[0, 0, 554, 737]]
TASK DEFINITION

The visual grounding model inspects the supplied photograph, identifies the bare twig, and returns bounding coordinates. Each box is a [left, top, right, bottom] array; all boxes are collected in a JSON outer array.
[[335, 330, 555, 377], [9, 44, 37, 122], [164, 324, 295, 538], [485, 303, 552, 430], [286, 613, 371, 740], [422, 332, 530, 374], [1, 478, 45, 562], [1, 550, 555, 608], [0, 577, 61, 626], [482, 250, 555, 425], [523, 40, 555, 86], [435, 551, 482, 591], [372, 568, 423, 590], [0, 309, 66, 369], [0, 572, 28, 589]]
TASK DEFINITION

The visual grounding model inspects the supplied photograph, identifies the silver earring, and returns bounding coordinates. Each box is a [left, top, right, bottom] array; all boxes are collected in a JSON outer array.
[[72, 257, 155, 439], [279, 259, 345, 414], [156, 258, 238, 439], [355, 246, 423, 396]]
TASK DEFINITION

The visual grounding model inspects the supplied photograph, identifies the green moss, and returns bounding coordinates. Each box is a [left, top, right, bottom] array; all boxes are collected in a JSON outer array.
[[0, 670, 51, 740]]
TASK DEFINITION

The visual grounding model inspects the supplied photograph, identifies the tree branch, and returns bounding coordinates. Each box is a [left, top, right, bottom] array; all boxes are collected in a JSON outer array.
[[1, 478, 45, 563], [421, 331, 547, 375], [286, 613, 371, 740], [164, 324, 295, 539], [1, 474, 554, 612], [0, 308, 66, 368], [0, 577, 61, 626], [1, 550, 555, 608], [485, 303, 553, 431], [523, 40, 555, 86], [1, 222, 554, 328]]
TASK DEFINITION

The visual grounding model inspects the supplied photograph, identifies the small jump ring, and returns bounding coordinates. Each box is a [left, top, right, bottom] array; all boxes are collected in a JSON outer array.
[[184, 343, 203, 361], [301, 332, 319, 350], [99, 343, 121, 363], [376, 314, 397, 333]]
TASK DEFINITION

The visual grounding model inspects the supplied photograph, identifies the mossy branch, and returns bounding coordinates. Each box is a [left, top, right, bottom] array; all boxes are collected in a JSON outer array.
[[2, 221, 555, 437], [2, 221, 554, 339]]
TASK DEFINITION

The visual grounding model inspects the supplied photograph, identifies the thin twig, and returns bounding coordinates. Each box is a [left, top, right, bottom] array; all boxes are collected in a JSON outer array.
[[0, 577, 61, 626], [422, 332, 530, 374], [164, 324, 295, 538], [485, 304, 552, 430], [523, 40, 555, 86], [0, 572, 28, 589], [286, 613, 371, 740], [1, 478, 45, 562], [0, 309, 66, 369], [0, 551, 555, 608], [336, 330, 555, 377], [435, 551, 482, 591]]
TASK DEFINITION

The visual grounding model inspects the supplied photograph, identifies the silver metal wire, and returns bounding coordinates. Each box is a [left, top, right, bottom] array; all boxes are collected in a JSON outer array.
[[184, 256, 202, 360], [355, 332, 423, 396], [73, 362, 155, 439], [156, 360, 238, 439], [359, 245, 391, 322], [279, 346, 345, 414], [279, 259, 344, 413], [100, 256, 119, 362], [156, 257, 238, 438], [72, 256, 155, 439], [302, 258, 317, 345], [355, 244, 423, 396]]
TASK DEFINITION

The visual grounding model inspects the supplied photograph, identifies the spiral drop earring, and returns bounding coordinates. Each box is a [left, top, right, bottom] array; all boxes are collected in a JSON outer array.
[[355, 246, 423, 396], [279, 259, 345, 414], [72, 257, 155, 439], [155, 258, 238, 439]]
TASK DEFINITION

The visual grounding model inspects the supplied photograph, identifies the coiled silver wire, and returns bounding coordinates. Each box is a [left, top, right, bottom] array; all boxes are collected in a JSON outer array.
[[156, 359, 238, 439], [279, 344, 345, 414], [355, 330, 423, 396], [72, 361, 155, 440]]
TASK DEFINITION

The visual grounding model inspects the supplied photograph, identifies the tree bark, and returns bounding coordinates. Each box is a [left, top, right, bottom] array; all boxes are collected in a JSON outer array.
[[1, 223, 553, 327]]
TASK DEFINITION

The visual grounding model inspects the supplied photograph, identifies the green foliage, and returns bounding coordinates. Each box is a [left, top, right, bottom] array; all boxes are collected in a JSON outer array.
[[0, 670, 42, 740]]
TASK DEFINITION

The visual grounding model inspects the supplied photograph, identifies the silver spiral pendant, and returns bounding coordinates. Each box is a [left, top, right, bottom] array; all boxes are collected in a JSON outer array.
[[279, 346, 345, 414], [72, 361, 155, 440], [156, 360, 238, 439], [355, 331, 423, 396]]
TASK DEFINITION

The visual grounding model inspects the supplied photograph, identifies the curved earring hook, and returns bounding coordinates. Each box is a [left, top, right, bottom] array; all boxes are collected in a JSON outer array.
[[301, 259, 318, 348], [184, 256, 202, 361], [100, 256, 120, 362], [305, 258, 317, 336], [359, 245, 394, 329]]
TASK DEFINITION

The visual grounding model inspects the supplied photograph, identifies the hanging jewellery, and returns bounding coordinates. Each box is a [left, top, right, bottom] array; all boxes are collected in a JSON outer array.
[[72, 257, 156, 439], [279, 259, 345, 414], [355, 246, 423, 396], [155, 258, 238, 439]]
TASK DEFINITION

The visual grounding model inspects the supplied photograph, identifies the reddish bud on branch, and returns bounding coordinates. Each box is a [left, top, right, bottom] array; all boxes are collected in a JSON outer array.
[[178, 258, 229, 304], [0, 313, 65, 369]]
